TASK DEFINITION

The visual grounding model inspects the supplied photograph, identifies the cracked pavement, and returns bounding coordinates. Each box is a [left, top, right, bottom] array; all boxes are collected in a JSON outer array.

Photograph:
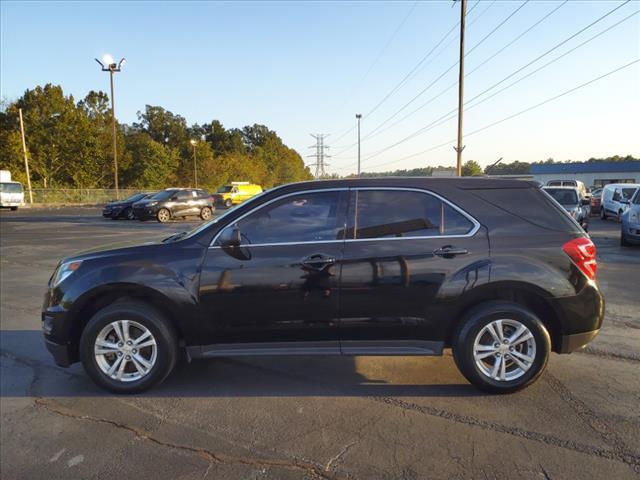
[[1, 207, 639, 479]]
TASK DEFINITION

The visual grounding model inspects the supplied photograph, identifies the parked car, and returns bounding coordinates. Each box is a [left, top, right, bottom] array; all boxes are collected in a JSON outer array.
[[0, 180, 24, 211], [542, 186, 590, 231], [589, 188, 603, 215], [43, 178, 603, 394], [621, 188, 640, 246], [132, 188, 214, 222], [600, 183, 640, 221], [102, 192, 156, 220], [212, 182, 263, 208], [546, 179, 589, 199]]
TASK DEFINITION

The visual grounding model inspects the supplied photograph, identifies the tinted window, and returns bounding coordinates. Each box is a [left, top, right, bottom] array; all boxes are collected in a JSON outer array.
[[633, 190, 640, 205], [354, 190, 473, 239], [150, 190, 175, 200], [124, 193, 146, 202], [0, 183, 23, 193], [543, 188, 578, 205], [175, 190, 191, 199], [621, 188, 637, 200], [217, 186, 232, 193], [228, 191, 343, 245]]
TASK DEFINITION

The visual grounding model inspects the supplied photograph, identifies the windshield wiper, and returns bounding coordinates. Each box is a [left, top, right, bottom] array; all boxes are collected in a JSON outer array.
[[162, 231, 188, 243]]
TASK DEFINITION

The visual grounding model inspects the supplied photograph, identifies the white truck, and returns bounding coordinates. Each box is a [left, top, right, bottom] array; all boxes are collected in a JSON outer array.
[[0, 170, 25, 210]]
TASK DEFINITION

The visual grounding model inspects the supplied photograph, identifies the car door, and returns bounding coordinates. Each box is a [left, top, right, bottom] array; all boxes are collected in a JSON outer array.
[[197, 189, 349, 351], [338, 187, 489, 354]]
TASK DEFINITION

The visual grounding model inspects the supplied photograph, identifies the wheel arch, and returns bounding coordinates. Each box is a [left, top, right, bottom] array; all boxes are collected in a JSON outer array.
[[446, 282, 563, 353], [67, 283, 185, 361]]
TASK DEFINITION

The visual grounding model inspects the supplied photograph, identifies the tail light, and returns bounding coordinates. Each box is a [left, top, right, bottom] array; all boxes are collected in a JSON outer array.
[[563, 237, 597, 280]]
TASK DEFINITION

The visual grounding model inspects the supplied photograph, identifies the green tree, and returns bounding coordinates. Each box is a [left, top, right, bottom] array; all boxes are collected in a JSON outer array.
[[461, 160, 483, 177], [121, 133, 179, 188]]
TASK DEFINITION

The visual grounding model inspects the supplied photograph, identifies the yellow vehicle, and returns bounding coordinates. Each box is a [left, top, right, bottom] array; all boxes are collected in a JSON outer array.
[[213, 182, 263, 208]]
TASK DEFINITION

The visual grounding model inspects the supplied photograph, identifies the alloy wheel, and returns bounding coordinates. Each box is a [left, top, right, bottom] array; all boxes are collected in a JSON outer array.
[[94, 320, 158, 382], [157, 209, 170, 223], [473, 319, 536, 382]]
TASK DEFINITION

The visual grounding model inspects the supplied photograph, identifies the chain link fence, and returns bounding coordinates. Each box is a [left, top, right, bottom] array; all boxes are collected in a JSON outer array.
[[30, 189, 140, 204]]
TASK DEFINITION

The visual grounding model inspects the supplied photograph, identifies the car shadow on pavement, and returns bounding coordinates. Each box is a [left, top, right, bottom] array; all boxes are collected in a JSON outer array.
[[1, 330, 484, 398]]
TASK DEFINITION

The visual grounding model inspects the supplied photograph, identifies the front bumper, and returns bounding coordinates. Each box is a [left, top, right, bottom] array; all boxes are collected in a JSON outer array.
[[44, 338, 73, 367], [622, 221, 640, 243], [133, 207, 158, 220], [559, 329, 600, 353]]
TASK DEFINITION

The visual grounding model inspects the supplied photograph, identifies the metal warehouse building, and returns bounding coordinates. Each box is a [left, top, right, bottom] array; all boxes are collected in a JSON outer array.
[[531, 161, 640, 189]]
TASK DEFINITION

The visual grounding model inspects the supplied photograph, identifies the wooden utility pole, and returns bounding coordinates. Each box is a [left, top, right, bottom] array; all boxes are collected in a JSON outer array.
[[454, 0, 467, 177], [18, 108, 34, 204]]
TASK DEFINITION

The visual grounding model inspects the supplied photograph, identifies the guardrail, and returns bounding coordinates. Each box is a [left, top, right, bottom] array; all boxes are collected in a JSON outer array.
[[30, 189, 139, 204]]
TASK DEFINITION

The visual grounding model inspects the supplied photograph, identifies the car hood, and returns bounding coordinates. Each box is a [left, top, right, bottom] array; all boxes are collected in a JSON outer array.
[[61, 237, 167, 264]]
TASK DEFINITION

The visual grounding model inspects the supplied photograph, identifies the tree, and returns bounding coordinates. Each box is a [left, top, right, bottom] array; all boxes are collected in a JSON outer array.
[[461, 160, 483, 177], [121, 133, 179, 189]]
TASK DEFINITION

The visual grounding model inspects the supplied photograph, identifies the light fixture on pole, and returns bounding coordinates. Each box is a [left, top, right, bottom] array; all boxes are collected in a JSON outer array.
[[95, 54, 125, 199], [190, 139, 198, 188], [356, 114, 362, 177]]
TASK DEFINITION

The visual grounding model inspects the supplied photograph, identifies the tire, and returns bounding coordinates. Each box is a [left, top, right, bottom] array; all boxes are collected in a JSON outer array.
[[200, 206, 212, 221], [617, 210, 623, 223], [224, 199, 233, 208], [124, 207, 134, 220], [157, 208, 171, 223], [621, 231, 631, 247], [10, 207, 17, 211], [452, 302, 550, 394], [79, 301, 178, 393], [600, 208, 606, 220]]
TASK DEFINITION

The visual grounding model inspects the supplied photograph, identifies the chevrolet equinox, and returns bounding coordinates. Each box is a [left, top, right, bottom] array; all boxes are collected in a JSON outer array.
[[43, 178, 604, 394]]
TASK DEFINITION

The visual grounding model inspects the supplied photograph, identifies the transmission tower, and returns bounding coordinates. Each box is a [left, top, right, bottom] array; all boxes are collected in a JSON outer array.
[[307, 134, 330, 179]]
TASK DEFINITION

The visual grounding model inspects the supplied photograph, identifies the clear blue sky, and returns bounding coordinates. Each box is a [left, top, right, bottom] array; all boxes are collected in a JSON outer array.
[[2, 0, 639, 175]]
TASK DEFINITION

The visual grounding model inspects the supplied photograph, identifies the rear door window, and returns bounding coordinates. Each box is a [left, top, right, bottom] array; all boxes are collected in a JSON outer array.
[[352, 190, 475, 239]]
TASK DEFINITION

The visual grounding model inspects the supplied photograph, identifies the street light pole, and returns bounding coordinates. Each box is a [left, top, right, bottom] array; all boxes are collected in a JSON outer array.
[[454, 0, 467, 177], [18, 108, 33, 204], [95, 55, 125, 199], [190, 139, 198, 188], [356, 114, 362, 177]]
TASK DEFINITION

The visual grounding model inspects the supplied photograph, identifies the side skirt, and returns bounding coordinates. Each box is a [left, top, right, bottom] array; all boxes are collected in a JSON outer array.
[[188, 340, 444, 358]]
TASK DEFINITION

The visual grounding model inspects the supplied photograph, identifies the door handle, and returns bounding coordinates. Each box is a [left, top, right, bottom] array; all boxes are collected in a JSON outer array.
[[301, 254, 336, 270], [433, 246, 469, 258]]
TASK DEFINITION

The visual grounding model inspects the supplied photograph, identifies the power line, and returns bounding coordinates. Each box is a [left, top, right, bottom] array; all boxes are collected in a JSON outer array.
[[354, 0, 634, 165], [365, 58, 639, 171]]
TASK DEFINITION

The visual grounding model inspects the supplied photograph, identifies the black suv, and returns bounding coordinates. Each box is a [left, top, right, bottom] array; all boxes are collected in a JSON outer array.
[[132, 188, 214, 222], [102, 192, 156, 220], [43, 178, 603, 393]]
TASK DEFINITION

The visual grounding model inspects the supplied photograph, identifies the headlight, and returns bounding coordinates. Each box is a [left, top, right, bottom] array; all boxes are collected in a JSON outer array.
[[147, 201, 158, 207], [51, 260, 82, 287]]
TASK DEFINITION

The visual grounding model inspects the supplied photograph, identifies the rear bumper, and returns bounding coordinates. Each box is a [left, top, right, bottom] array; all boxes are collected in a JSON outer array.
[[559, 329, 600, 353]]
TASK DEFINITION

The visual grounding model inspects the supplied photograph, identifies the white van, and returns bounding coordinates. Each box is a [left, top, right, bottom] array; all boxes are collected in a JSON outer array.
[[546, 180, 589, 199], [0, 181, 25, 210], [600, 183, 640, 221]]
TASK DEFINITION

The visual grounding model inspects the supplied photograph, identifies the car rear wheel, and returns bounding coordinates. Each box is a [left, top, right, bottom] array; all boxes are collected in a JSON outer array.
[[124, 207, 134, 220], [452, 302, 550, 394], [224, 199, 233, 208], [601, 208, 606, 220], [200, 206, 213, 220], [157, 208, 171, 223], [79, 301, 178, 393]]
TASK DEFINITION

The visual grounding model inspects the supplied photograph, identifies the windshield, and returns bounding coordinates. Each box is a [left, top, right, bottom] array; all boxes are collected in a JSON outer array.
[[149, 190, 176, 201], [0, 182, 23, 193], [217, 186, 233, 193], [544, 188, 578, 205], [633, 190, 640, 205]]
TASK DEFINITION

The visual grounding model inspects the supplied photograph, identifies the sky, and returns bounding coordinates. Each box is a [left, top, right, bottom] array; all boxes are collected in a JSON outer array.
[[1, 0, 639, 175]]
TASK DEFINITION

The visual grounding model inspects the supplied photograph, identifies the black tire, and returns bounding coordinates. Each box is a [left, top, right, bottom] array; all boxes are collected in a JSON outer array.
[[224, 199, 233, 208], [600, 208, 606, 220], [200, 206, 213, 221], [452, 302, 550, 394], [10, 207, 18, 211], [79, 301, 178, 393], [621, 231, 631, 247], [157, 208, 171, 223], [124, 207, 134, 220]]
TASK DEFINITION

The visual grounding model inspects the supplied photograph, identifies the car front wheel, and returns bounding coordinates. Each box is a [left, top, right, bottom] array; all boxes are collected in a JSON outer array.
[[79, 301, 178, 393], [200, 206, 213, 220], [453, 302, 550, 394], [157, 208, 171, 223]]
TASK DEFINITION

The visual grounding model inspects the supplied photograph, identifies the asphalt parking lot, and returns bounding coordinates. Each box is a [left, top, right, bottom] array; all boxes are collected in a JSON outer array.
[[1, 207, 639, 479]]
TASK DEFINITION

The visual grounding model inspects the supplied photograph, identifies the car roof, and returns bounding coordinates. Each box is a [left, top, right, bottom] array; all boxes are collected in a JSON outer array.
[[271, 177, 538, 192], [542, 185, 579, 190]]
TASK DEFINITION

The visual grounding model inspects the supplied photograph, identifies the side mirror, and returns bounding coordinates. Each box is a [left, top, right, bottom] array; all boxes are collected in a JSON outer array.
[[218, 226, 241, 247]]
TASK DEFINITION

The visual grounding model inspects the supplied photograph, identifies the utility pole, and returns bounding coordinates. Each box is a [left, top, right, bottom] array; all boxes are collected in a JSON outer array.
[[307, 134, 330, 179], [190, 139, 198, 188], [18, 108, 33, 204], [95, 55, 125, 199], [454, 0, 467, 177], [356, 114, 362, 177]]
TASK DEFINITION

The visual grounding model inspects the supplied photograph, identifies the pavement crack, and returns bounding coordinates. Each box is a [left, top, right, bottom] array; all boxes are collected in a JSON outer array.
[[33, 398, 346, 480], [325, 440, 358, 473], [373, 396, 640, 468], [577, 347, 640, 363]]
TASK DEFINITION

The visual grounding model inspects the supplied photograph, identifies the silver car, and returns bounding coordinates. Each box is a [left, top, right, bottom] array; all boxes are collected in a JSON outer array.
[[621, 188, 640, 246]]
